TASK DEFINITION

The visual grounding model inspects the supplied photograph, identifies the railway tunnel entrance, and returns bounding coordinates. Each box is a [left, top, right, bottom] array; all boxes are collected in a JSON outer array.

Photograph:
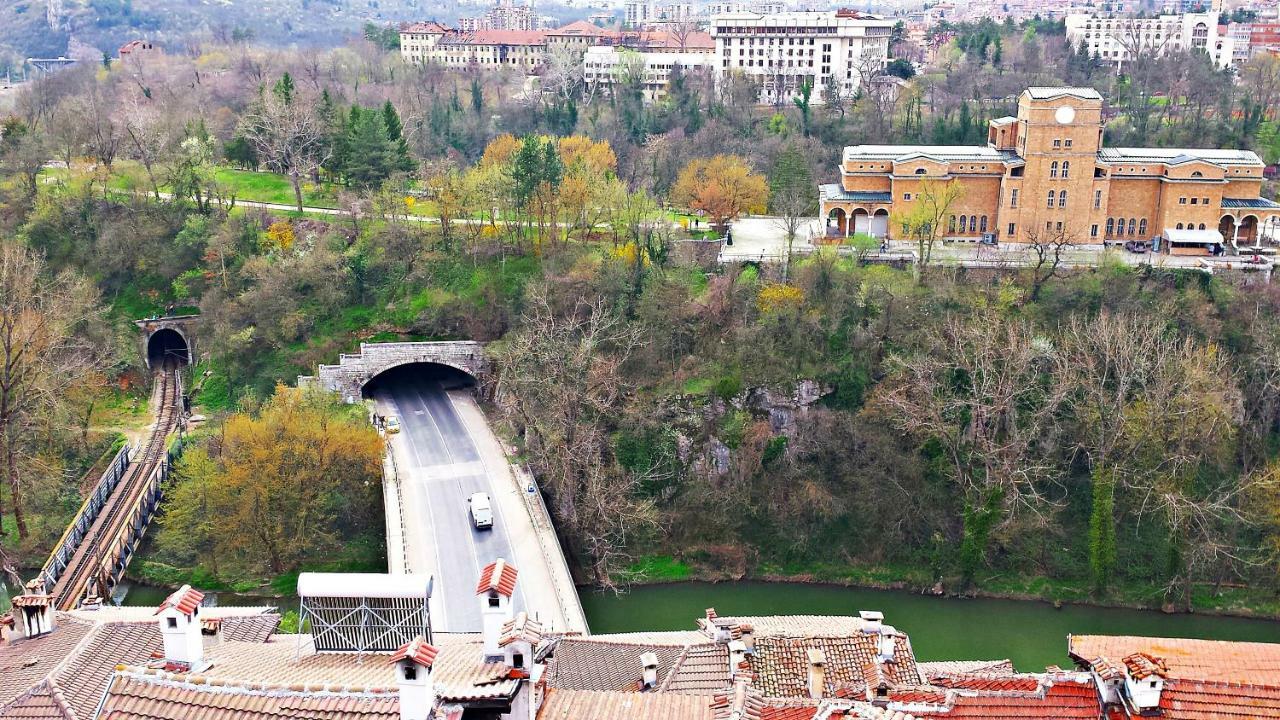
[[146, 328, 190, 367]]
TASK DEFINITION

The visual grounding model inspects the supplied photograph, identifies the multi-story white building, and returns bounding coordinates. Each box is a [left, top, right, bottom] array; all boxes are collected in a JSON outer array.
[[709, 9, 893, 106], [432, 30, 549, 69], [625, 0, 696, 27], [399, 21, 450, 64], [1065, 12, 1235, 70], [583, 46, 715, 99]]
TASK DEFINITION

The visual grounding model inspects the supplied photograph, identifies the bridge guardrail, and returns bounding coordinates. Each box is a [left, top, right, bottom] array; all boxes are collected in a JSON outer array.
[[37, 443, 132, 590], [513, 463, 589, 635], [382, 446, 409, 574]]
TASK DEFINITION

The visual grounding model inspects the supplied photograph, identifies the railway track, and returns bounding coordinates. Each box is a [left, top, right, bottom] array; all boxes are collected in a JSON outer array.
[[50, 361, 183, 610]]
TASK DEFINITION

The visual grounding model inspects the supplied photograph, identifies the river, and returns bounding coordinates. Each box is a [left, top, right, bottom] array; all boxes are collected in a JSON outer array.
[[7, 578, 1279, 671]]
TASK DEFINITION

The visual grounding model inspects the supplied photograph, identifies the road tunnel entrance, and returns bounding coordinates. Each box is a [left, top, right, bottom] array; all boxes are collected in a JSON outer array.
[[360, 362, 476, 399], [146, 328, 190, 367]]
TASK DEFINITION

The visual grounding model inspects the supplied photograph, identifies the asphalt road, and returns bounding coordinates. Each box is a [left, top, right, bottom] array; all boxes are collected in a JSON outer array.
[[372, 372, 527, 633]]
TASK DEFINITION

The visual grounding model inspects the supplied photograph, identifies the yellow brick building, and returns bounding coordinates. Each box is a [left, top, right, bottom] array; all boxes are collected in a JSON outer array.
[[819, 87, 1280, 254]]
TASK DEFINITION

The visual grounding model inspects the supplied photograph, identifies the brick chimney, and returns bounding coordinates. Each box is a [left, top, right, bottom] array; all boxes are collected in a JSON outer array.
[[476, 559, 517, 661], [806, 648, 826, 699], [390, 636, 438, 720], [640, 651, 659, 690], [154, 585, 206, 671]]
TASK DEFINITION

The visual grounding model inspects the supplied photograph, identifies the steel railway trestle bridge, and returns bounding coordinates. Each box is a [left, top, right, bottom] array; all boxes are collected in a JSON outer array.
[[33, 318, 192, 610]]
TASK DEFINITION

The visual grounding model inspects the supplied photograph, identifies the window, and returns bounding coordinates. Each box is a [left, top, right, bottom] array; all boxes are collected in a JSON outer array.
[[513, 653, 525, 668], [1010, 189, 1019, 208], [1007, 223, 1016, 236], [167, 617, 178, 628], [1091, 224, 1099, 237], [1065, 139, 1073, 148], [980, 215, 988, 233], [1128, 218, 1136, 235], [404, 665, 418, 681], [1062, 161, 1070, 179], [1106, 218, 1115, 235], [1053, 138, 1061, 148], [1199, 223, 1206, 230], [1179, 197, 1187, 204], [1050, 161, 1059, 179], [949, 215, 956, 232], [1139, 219, 1147, 235], [1094, 190, 1102, 209], [1191, 198, 1198, 205], [1056, 222, 1063, 233], [1047, 190, 1056, 208], [959, 215, 968, 233], [1176, 222, 1184, 229], [903, 193, 911, 200], [1203, 197, 1209, 205], [1059, 191, 1068, 208], [915, 167, 927, 174], [1191, 171, 1203, 177]]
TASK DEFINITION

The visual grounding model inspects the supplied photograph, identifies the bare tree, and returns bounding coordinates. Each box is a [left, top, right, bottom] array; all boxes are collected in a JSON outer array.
[[238, 87, 331, 213], [0, 242, 106, 542], [117, 96, 172, 199], [494, 286, 657, 587], [1022, 225, 1076, 302]]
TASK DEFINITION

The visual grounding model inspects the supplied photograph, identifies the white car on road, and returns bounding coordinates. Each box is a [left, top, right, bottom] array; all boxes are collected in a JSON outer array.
[[468, 492, 493, 530]]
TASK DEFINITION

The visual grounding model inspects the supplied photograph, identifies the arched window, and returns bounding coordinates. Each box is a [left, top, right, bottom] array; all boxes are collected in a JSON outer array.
[[1191, 171, 1203, 177], [959, 215, 968, 233], [949, 215, 956, 232], [915, 167, 927, 175], [980, 215, 988, 233], [1062, 161, 1070, 179], [1116, 218, 1125, 236], [1047, 190, 1056, 208], [1106, 218, 1115, 235], [1059, 190, 1068, 208], [1128, 218, 1136, 235], [1176, 222, 1184, 229], [1050, 161, 1059, 179], [1199, 223, 1206, 230], [1139, 219, 1147, 236]]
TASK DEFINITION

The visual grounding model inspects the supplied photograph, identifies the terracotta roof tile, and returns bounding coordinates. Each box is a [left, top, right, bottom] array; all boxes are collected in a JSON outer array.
[[547, 638, 686, 692], [216, 614, 280, 644], [476, 559, 518, 597], [1069, 635, 1280, 685], [698, 615, 873, 639], [536, 688, 715, 720], [1158, 680, 1280, 719], [154, 586, 203, 617], [97, 669, 399, 720], [389, 637, 439, 668], [500, 612, 543, 648], [917, 660, 1014, 677], [53, 622, 161, 719], [0, 682, 74, 720], [749, 634, 922, 700], [660, 644, 731, 694], [0, 615, 94, 714]]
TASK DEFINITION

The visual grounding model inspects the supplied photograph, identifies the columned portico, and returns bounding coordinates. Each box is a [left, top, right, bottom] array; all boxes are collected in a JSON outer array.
[[819, 185, 892, 242]]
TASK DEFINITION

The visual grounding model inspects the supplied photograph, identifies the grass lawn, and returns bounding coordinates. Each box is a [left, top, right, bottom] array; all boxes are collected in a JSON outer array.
[[214, 169, 340, 208]]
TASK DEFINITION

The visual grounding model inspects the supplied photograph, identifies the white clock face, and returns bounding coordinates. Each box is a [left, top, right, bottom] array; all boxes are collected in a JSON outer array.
[[1055, 105, 1076, 125]]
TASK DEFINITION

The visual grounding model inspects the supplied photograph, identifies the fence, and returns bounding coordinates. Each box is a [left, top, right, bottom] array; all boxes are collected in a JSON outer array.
[[37, 444, 132, 590]]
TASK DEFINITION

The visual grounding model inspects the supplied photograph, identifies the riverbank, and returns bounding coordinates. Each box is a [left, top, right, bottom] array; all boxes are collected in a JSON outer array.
[[623, 554, 1280, 621]]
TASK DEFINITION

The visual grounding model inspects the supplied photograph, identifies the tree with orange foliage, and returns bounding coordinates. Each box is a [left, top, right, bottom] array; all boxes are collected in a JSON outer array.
[[670, 155, 768, 232]]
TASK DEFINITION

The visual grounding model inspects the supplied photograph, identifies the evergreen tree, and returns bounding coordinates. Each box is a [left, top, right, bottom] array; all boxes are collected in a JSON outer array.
[[1088, 471, 1117, 595], [343, 107, 397, 189], [513, 136, 544, 207], [382, 101, 415, 173], [470, 79, 484, 116], [273, 72, 295, 104]]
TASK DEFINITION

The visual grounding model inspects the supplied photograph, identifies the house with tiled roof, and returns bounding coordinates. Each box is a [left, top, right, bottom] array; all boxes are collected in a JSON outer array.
[[821, 86, 1280, 251], [1069, 635, 1280, 719]]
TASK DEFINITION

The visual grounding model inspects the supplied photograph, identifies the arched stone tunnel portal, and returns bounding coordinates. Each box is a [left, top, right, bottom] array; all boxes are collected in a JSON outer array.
[[146, 327, 191, 367], [360, 362, 477, 400]]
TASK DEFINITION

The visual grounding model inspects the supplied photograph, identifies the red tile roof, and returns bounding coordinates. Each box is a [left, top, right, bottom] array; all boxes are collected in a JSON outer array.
[[402, 21, 450, 33], [154, 585, 203, 617], [441, 30, 548, 46], [476, 559, 518, 597], [1122, 652, 1169, 680], [548, 20, 614, 37], [389, 637, 439, 668], [1158, 679, 1280, 719], [911, 676, 1100, 719], [1069, 635, 1280, 685]]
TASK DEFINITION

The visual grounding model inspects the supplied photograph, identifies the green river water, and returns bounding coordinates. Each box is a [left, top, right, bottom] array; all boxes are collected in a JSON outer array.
[[7, 579, 1279, 671]]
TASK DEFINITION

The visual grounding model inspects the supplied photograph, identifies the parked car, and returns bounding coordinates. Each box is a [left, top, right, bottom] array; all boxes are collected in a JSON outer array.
[[1124, 240, 1150, 254], [385, 416, 401, 434], [468, 492, 493, 530]]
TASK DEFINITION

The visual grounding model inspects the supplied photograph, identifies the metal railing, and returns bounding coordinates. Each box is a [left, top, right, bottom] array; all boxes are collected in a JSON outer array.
[[382, 447, 409, 575], [512, 463, 589, 635], [37, 444, 132, 590]]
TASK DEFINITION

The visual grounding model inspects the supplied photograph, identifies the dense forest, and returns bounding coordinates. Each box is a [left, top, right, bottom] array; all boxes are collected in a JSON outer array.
[[3, 20, 1280, 613]]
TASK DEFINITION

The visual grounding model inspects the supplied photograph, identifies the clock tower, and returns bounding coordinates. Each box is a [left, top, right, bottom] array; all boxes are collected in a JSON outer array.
[[1005, 87, 1105, 242]]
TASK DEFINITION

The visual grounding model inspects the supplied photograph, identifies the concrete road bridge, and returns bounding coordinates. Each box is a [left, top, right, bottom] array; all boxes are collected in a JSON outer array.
[[303, 342, 588, 636]]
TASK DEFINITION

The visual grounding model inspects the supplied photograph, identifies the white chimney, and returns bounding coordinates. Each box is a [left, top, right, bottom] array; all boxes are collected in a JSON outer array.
[[877, 632, 896, 663], [477, 559, 517, 661], [391, 636, 438, 720], [728, 640, 747, 677], [11, 595, 56, 640], [859, 610, 884, 634], [1122, 653, 1167, 711], [640, 651, 660, 689], [806, 648, 826, 699], [155, 585, 205, 670], [739, 623, 755, 654]]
